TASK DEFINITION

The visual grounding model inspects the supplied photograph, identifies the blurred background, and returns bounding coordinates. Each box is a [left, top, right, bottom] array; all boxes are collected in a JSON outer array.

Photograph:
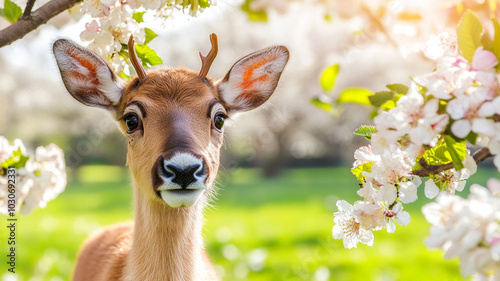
[[1, 0, 499, 280]]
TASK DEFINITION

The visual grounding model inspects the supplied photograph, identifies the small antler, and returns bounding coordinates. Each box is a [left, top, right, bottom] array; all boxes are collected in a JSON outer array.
[[128, 35, 147, 82], [198, 33, 218, 79]]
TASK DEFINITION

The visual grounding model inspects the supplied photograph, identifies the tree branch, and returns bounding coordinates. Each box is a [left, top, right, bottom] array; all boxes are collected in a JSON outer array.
[[411, 147, 492, 177], [22, 0, 37, 20], [0, 0, 81, 48]]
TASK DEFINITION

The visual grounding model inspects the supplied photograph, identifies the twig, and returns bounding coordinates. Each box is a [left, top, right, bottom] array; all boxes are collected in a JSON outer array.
[[411, 147, 492, 177], [359, 4, 399, 48], [21, 0, 37, 20], [0, 0, 82, 48]]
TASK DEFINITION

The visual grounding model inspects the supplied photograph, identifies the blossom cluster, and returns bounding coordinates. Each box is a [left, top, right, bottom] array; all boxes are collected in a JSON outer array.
[[79, 0, 215, 73], [0, 137, 67, 215], [333, 6, 500, 256], [423, 180, 500, 280], [332, 11, 500, 278]]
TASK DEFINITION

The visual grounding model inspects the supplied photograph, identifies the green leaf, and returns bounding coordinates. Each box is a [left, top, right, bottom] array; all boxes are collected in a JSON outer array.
[[409, 77, 428, 95], [380, 99, 397, 111], [320, 64, 340, 92], [491, 18, 500, 71], [119, 71, 131, 79], [423, 143, 451, 166], [351, 162, 374, 185], [369, 91, 394, 107], [241, 0, 267, 21], [482, 32, 494, 51], [354, 126, 377, 140], [310, 97, 333, 113], [456, 10, 483, 63], [337, 88, 373, 106], [1, 148, 30, 169], [133, 11, 146, 23], [144, 28, 157, 44], [134, 44, 163, 68], [465, 132, 478, 145], [2, 0, 22, 23], [444, 135, 467, 170], [198, 0, 210, 8], [386, 83, 409, 95]]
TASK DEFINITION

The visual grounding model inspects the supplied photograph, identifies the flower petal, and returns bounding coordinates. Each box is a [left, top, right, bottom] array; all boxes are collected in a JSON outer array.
[[378, 184, 397, 204], [336, 200, 353, 213], [455, 180, 466, 192], [386, 219, 396, 233], [471, 118, 495, 136], [487, 178, 500, 196], [425, 179, 440, 199], [395, 211, 411, 226], [472, 46, 498, 71], [451, 119, 471, 138], [399, 181, 418, 203]]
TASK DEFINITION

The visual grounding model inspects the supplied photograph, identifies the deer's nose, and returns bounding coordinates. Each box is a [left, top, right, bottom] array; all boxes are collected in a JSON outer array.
[[163, 164, 202, 189]]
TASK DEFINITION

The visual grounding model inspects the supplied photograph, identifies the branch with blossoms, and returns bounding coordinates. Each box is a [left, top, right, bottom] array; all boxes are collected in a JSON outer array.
[[314, 10, 500, 280], [0, 0, 82, 47], [412, 146, 492, 177], [75, 0, 215, 74], [0, 0, 214, 73]]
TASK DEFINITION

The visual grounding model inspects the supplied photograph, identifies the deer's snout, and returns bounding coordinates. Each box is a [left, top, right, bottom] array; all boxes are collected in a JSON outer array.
[[151, 152, 208, 208]]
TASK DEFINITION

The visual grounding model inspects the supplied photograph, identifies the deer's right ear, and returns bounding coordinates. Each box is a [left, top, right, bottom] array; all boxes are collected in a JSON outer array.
[[53, 39, 124, 110]]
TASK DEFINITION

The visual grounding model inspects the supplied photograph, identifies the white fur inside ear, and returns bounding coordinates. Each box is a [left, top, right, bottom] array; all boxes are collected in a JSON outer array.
[[218, 46, 289, 112], [53, 39, 124, 108]]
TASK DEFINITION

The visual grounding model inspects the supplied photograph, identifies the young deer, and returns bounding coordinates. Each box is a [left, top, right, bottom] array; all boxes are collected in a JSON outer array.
[[52, 34, 288, 281]]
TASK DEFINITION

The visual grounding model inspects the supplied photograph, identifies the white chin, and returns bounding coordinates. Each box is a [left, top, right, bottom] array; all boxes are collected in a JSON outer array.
[[159, 189, 204, 208]]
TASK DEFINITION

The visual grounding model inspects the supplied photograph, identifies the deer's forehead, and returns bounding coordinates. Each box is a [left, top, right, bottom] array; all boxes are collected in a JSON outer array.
[[119, 69, 218, 116]]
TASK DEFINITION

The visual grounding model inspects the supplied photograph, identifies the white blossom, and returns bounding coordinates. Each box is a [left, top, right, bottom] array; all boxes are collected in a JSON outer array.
[[332, 200, 374, 249], [0, 138, 67, 215], [423, 182, 500, 278], [384, 202, 410, 233], [352, 145, 380, 169], [353, 201, 385, 231], [422, 31, 457, 60]]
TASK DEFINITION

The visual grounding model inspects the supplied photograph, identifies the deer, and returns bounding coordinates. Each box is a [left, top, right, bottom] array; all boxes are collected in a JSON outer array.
[[52, 33, 289, 281]]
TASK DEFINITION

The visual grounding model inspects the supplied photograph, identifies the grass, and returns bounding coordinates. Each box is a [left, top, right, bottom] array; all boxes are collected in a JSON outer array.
[[3, 166, 498, 280]]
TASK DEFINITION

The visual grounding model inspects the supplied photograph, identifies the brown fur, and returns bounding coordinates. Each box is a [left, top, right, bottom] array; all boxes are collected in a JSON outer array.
[[72, 68, 221, 281]]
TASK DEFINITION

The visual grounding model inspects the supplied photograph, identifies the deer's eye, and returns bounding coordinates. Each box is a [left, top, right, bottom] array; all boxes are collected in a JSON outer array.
[[125, 114, 140, 133], [213, 113, 225, 132]]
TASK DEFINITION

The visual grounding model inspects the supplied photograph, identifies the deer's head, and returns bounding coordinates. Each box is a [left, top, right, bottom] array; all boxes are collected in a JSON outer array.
[[53, 34, 288, 208]]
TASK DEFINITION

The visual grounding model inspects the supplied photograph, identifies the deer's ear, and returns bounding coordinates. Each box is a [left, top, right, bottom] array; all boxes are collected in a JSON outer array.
[[217, 46, 289, 112], [53, 39, 124, 110]]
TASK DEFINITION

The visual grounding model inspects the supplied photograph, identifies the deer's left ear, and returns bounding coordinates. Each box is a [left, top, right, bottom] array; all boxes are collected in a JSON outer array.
[[217, 46, 289, 112]]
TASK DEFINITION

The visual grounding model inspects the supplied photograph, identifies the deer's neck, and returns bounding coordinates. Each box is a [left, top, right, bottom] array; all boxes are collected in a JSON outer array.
[[124, 182, 205, 281]]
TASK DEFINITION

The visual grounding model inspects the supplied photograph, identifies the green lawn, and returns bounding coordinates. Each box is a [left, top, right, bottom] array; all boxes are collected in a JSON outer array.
[[3, 166, 498, 280]]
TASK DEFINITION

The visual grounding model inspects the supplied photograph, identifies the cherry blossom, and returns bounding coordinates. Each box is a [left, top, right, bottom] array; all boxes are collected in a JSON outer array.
[[383, 202, 410, 233], [78, 0, 214, 71], [334, 36, 500, 280], [447, 88, 494, 139], [423, 183, 500, 279], [332, 200, 375, 249], [0, 137, 67, 215]]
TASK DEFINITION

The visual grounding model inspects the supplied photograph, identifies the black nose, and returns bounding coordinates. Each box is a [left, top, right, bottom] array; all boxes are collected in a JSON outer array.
[[164, 164, 202, 189]]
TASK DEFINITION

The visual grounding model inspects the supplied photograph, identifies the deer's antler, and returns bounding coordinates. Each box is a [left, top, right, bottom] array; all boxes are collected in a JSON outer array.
[[128, 35, 147, 82], [198, 33, 218, 79]]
